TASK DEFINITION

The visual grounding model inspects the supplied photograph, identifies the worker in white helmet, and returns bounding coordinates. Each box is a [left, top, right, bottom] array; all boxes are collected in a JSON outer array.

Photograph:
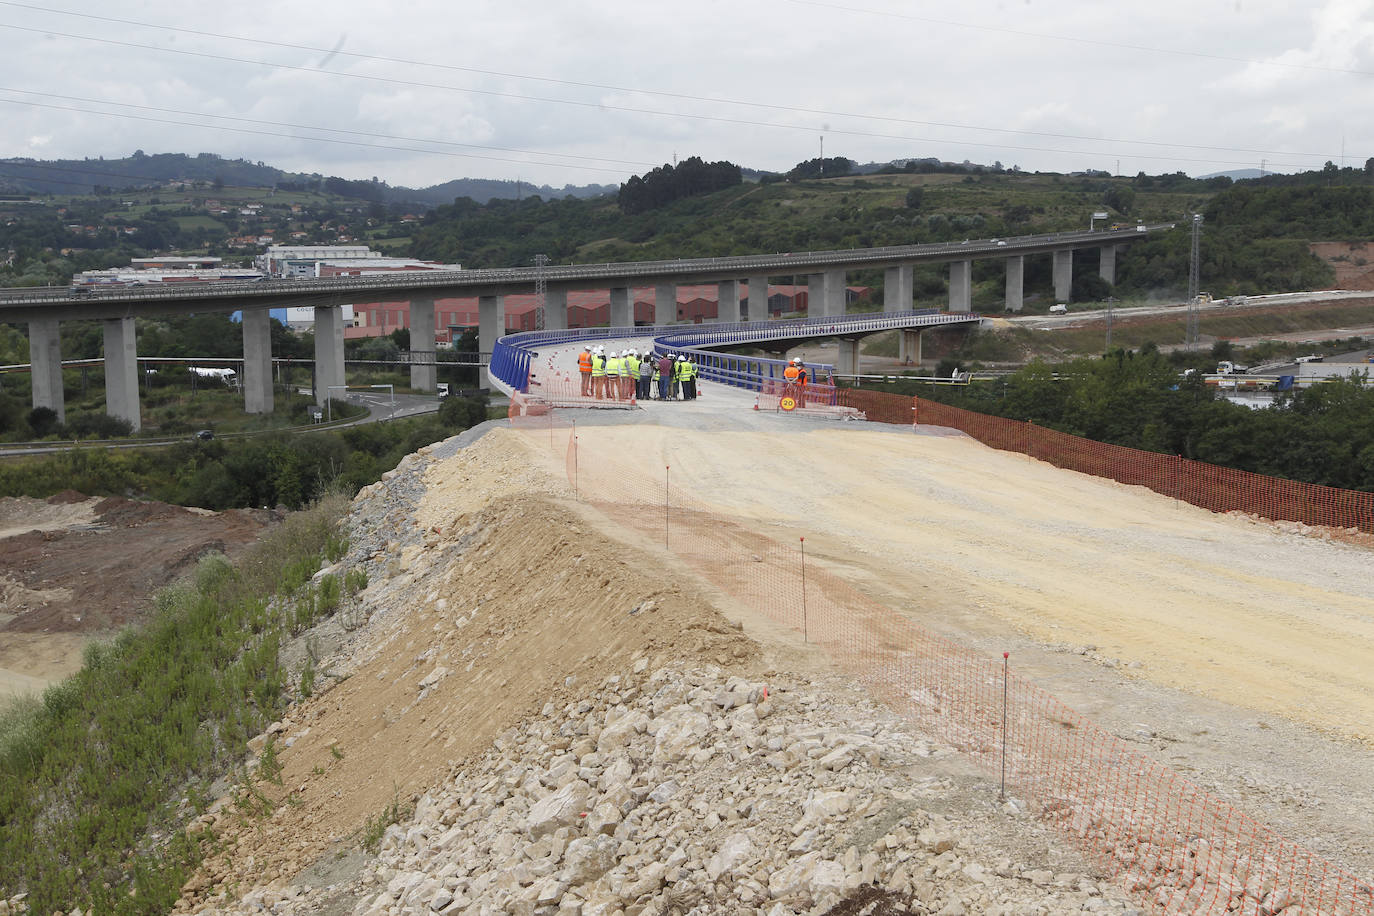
[[604, 347, 621, 400], [591, 346, 607, 399], [657, 351, 673, 400]]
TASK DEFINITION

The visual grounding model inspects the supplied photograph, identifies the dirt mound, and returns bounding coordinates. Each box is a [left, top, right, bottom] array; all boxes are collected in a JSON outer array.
[[189, 491, 760, 900]]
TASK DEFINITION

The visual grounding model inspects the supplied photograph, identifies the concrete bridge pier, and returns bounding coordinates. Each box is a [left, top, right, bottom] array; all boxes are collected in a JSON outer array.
[[409, 297, 437, 393], [103, 317, 140, 432], [242, 309, 274, 414], [823, 269, 846, 318], [314, 305, 346, 407], [543, 286, 569, 331], [898, 329, 922, 365], [717, 280, 739, 322], [478, 294, 505, 389], [1005, 256, 1024, 312], [1099, 245, 1117, 285], [655, 282, 677, 324], [884, 265, 913, 311], [747, 277, 769, 322], [836, 338, 861, 376], [1053, 249, 1073, 302], [28, 318, 65, 423], [609, 286, 632, 327], [949, 260, 972, 312]]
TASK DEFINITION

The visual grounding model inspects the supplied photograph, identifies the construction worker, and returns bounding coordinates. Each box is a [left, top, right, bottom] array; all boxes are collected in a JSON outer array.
[[604, 348, 621, 400], [783, 357, 801, 404], [578, 345, 593, 397], [795, 358, 808, 408], [658, 352, 674, 400], [591, 346, 607, 399], [683, 356, 699, 400], [674, 355, 690, 400], [638, 350, 654, 399], [624, 350, 640, 400]]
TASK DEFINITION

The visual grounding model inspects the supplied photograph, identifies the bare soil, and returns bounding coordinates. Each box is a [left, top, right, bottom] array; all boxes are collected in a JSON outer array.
[[0, 493, 277, 698]]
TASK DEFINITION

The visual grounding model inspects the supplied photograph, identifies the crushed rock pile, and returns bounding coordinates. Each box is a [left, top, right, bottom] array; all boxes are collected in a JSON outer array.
[[197, 660, 1134, 916]]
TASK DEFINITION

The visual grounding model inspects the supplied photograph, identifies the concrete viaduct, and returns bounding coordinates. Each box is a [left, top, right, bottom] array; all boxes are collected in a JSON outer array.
[[0, 224, 1169, 430]]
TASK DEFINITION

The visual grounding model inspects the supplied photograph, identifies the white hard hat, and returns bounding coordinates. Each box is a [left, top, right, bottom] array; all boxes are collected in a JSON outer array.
[[678, 355, 687, 361], [792, 357, 800, 363]]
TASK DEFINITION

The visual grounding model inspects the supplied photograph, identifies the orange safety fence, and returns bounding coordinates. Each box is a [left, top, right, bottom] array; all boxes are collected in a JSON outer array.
[[499, 413, 1373, 916], [829, 389, 1374, 535]]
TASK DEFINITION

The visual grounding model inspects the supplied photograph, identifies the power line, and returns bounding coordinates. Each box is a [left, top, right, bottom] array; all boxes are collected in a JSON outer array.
[[0, 11, 1350, 167], [0, 0, 1340, 161], [0, 24, 1324, 170]]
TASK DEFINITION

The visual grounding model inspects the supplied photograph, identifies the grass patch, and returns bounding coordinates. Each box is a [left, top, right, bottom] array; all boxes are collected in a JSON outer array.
[[0, 491, 354, 914], [358, 789, 413, 853]]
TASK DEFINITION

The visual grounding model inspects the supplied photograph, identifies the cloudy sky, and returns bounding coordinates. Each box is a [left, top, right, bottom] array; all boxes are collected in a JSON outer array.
[[0, 0, 1370, 189]]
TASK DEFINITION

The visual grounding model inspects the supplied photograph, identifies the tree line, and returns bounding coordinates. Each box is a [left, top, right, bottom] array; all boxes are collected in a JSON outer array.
[[876, 348, 1374, 492]]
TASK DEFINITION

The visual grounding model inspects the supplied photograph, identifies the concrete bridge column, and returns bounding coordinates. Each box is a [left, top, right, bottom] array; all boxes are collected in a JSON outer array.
[[314, 305, 346, 407], [948, 260, 972, 312], [28, 318, 65, 423], [242, 308, 274, 414], [806, 274, 824, 317], [1005, 255, 1025, 312], [655, 282, 677, 324], [898, 329, 922, 365], [823, 269, 846, 318], [103, 317, 140, 432], [1053, 249, 1073, 302], [714, 280, 738, 322], [884, 265, 913, 311], [746, 277, 769, 322], [543, 286, 569, 331], [609, 286, 632, 327], [836, 339, 861, 376], [409, 297, 437, 392], [1099, 245, 1117, 285], [478, 294, 505, 389]]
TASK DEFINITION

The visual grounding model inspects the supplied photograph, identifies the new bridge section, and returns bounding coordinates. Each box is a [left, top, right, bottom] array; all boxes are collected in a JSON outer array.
[[0, 224, 1166, 429], [489, 309, 983, 397]]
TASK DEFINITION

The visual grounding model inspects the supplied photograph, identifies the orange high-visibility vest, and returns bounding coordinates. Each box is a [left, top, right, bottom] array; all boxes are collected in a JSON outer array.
[[578, 352, 593, 374], [783, 365, 800, 381]]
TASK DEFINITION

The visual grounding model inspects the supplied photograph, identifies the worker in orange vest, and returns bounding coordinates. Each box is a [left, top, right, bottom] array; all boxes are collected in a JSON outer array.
[[578, 345, 593, 397], [782, 357, 801, 405], [795, 358, 808, 408]]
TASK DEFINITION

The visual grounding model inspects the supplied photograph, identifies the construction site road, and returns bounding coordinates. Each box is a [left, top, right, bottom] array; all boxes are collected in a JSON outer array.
[[521, 339, 1374, 876]]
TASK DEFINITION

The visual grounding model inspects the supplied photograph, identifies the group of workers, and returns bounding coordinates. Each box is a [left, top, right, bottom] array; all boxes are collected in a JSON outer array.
[[577, 345, 700, 401]]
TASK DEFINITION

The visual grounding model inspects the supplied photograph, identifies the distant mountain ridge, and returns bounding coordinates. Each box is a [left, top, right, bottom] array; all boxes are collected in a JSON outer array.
[[0, 151, 616, 206]]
